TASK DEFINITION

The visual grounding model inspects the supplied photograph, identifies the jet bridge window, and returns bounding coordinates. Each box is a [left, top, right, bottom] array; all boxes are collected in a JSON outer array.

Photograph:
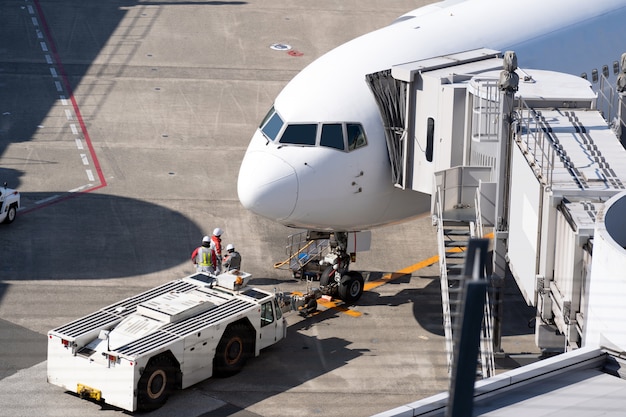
[[280, 124, 317, 145], [347, 123, 367, 151], [261, 301, 275, 327], [260, 106, 284, 141], [426, 117, 434, 162], [320, 123, 345, 150]]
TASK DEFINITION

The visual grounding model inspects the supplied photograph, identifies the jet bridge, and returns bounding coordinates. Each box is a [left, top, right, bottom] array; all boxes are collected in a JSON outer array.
[[366, 48, 502, 191], [375, 48, 626, 358]]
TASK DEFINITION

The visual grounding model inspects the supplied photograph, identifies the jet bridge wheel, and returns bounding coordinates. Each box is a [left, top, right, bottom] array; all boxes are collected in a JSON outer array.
[[338, 271, 364, 304], [137, 354, 177, 411], [214, 323, 253, 377]]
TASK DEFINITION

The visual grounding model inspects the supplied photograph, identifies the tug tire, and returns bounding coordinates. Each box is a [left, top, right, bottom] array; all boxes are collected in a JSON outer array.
[[137, 355, 177, 411], [213, 324, 252, 376]]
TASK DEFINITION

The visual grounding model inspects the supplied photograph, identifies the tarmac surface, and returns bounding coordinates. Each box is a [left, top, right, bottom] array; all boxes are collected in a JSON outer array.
[[0, 1, 539, 416]]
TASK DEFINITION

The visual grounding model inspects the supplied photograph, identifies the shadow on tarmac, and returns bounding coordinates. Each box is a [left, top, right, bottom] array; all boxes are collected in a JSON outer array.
[[359, 270, 535, 339], [0, 1, 248, 187], [191, 308, 364, 415], [0, 192, 203, 280]]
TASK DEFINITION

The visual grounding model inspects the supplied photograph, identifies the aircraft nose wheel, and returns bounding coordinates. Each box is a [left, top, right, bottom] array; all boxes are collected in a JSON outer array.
[[338, 271, 364, 303]]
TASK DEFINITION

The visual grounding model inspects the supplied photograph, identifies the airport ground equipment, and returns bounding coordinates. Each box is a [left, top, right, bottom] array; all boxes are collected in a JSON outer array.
[[47, 270, 322, 412], [0, 182, 20, 224], [277, 230, 371, 304]]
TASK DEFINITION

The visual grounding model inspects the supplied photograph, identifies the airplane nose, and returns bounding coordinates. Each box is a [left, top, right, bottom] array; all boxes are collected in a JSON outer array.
[[237, 151, 298, 220]]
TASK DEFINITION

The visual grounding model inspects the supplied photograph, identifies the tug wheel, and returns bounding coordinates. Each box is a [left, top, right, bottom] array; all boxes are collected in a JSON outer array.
[[137, 355, 177, 411], [214, 324, 252, 376]]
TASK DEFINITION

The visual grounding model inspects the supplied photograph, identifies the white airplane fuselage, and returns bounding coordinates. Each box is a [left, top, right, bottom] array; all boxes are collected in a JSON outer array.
[[238, 0, 626, 232]]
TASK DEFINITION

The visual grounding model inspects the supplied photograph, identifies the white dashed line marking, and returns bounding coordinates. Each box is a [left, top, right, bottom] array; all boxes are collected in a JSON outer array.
[[23, 0, 106, 202], [35, 195, 60, 205]]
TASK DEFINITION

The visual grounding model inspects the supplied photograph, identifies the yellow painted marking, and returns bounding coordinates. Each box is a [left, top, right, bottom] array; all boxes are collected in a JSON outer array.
[[364, 255, 439, 291], [312, 234, 493, 317], [317, 298, 362, 317], [319, 255, 439, 317]]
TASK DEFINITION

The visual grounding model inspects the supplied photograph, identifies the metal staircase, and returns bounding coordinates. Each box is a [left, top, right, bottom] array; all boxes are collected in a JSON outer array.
[[443, 221, 473, 279], [273, 231, 330, 279], [434, 177, 496, 379]]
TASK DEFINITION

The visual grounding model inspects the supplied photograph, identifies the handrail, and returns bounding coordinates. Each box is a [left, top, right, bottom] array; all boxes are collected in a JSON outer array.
[[597, 73, 617, 127], [274, 232, 329, 271], [474, 189, 484, 238], [480, 291, 496, 378], [436, 186, 455, 374], [516, 101, 557, 186]]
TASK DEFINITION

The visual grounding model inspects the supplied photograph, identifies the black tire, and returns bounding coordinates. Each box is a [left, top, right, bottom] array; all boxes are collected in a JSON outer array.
[[137, 355, 176, 411], [2, 205, 16, 224], [213, 324, 252, 376], [338, 272, 364, 304], [300, 298, 317, 316], [319, 265, 335, 287]]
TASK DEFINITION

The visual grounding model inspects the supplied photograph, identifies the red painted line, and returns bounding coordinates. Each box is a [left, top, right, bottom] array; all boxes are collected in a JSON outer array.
[[22, 0, 107, 214], [20, 191, 88, 214]]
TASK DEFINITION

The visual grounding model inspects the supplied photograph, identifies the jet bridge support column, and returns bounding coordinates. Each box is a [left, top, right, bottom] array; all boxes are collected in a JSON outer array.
[[489, 52, 519, 355], [492, 52, 518, 280]]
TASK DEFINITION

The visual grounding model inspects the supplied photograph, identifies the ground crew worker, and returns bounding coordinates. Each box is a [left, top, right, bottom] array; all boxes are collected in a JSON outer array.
[[191, 235, 216, 274], [222, 243, 242, 271], [211, 227, 224, 273]]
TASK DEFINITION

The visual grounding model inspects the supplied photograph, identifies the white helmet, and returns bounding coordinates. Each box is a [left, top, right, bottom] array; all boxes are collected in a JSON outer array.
[[213, 227, 223, 237], [226, 243, 235, 251], [202, 235, 210, 243]]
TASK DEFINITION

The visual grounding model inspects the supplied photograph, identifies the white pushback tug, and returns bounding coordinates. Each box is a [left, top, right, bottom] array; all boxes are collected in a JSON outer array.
[[47, 270, 320, 412], [0, 182, 19, 224]]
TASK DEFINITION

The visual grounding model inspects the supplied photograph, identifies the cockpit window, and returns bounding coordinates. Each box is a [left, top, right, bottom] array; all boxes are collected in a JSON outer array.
[[347, 123, 367, 151], [320, 124, 344, 150], [260, 106, 284, 141], [269, 120, 366, 151], [280, 124, 317, 145]]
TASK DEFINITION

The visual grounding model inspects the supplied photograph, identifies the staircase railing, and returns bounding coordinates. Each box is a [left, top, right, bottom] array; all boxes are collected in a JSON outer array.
[[474, 182, 495, 378], [435, 186, 455, 374], [273, 231, 330, 274]]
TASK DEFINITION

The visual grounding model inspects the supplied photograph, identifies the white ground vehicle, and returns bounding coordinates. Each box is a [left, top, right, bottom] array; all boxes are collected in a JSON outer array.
[[47, 270, 319, 412], [0, 182, 20, 224]]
